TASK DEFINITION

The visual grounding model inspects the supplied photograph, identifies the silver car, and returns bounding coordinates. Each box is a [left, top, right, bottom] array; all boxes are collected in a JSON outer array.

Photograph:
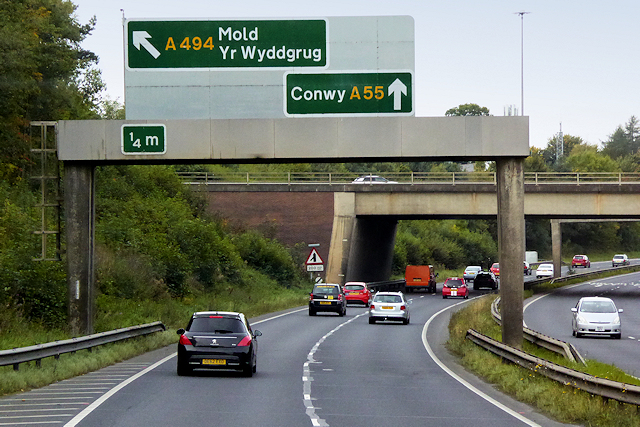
[[463, 266, 482, 282], [369, 292, 410, 325], [571, 297, 623, 339]]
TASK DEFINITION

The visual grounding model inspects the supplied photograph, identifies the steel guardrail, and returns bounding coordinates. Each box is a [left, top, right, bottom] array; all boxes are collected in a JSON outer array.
[[0, 321, 166, 370], [177, 171, 640, 186], [491, 297, 585, 364], [466, 329, 640, 406]]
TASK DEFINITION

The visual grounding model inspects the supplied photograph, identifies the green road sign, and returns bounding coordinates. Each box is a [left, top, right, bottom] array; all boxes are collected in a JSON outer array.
[[126, 19, 327, 69], [121, 125, 166, 155], [285, 72, 413, 116]]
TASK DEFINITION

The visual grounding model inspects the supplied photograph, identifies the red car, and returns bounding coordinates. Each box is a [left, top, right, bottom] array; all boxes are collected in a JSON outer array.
[[442, 277, 469, 299], [572, 255, 591, 268], [343, 282, 372, 306], [490, 263, 500, 276]]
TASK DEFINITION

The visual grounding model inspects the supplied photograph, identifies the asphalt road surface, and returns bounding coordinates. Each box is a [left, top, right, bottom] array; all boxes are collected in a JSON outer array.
[[524, 270, 640, 377], [1, 292, 574, 427]]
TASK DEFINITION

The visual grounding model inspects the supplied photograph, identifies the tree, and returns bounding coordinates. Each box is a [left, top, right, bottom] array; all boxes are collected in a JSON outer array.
[[565, 145, 619, 172], [601, 116, 640, 159], [0, 0, 104, 183], [445, 103, 490, 116]]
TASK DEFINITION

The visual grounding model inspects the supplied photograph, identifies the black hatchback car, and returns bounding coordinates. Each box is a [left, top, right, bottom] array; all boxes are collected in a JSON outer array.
[[309, 283, 347, 316], [473, 271, 498, 290], [176, 311, 262, 377]]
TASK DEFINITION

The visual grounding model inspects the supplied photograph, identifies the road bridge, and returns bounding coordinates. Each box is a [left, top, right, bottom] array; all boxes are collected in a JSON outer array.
[[188, 171, 640, 283]]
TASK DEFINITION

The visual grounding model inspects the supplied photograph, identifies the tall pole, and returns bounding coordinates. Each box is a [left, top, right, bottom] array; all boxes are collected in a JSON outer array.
[[516, 11, 530, 116]]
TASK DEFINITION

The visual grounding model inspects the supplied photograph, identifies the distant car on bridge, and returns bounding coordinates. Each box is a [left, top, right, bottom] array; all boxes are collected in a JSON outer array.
[[352, 175, 397, 184]]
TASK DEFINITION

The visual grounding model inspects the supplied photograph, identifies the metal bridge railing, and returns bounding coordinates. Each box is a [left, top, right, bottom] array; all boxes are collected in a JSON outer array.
[[177, 171, 640, 186]]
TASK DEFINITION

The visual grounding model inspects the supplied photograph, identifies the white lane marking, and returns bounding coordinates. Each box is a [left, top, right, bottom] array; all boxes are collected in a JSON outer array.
[[252, 307, 307, 325], [63, 353, 176, 427], [522, 282, 585, 328], [303, 312, 368, 427], [422, 299, 541, 427]]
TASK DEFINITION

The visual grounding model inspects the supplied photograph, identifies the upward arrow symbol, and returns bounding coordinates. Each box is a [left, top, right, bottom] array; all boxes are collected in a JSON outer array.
[[133, 31, 161, 59], [388, 78, 407, 111]]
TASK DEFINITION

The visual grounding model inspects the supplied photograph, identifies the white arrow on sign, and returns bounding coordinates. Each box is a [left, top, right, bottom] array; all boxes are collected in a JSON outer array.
[[133, 31, 161, 59], [388, 78, 407, 111]]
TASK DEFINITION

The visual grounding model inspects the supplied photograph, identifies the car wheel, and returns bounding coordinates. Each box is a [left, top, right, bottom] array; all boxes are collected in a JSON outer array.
[[442, 295, 447, 299], [572, 330, 576, 337], [369, 318, 375, 324], [464, 294, 468, 299], [614, 333, 622, 339], [338, 307, 345, 317], [243, 365, 254, 377], [576, 332, 582, 338], [309, 308, 316, 316], [402, 319, 408, 325], [177, 360, 191, 376]]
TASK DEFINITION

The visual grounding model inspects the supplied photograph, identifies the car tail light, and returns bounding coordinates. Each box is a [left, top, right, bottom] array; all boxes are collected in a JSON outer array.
[[337, 294, 342, 301], [179, 334, 193, 346], [209, 315, 223, 318], [401, 305, 406, 310], [237, 335, 252, 347], [309, 294, 314, 301], [370, 304, 375, 309]]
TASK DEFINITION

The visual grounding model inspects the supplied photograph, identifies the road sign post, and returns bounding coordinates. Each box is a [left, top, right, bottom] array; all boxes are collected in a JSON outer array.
[[285, 72, 413, 116]]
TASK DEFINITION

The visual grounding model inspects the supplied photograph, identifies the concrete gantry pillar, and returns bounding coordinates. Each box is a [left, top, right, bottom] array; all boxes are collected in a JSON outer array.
[[326, 193, 356, 284], [64, 162, 96, 335], [496, 158, 525, 349], [551, 219, 562, 278]]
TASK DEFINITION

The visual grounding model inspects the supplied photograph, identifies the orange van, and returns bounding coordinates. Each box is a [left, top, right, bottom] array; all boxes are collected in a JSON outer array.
[[404, 265, 437, 293]]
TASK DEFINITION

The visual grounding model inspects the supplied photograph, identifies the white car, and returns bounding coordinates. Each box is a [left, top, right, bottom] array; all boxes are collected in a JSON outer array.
[[463, 266, 482, 282], [351, 175, 397, 184], [536, 263, 554, 278], [612, 254, 630, 267], [571, 297, 622, 339], [369, 292, 410, 325]]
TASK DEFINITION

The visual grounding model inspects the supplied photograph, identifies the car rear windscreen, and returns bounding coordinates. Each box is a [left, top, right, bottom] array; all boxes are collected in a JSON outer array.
[[188, 317, 245, 333], [345, 285, 364, 290]]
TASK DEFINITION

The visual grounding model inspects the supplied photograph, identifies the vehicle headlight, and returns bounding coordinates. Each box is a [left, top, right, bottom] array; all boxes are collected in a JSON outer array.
[[612, 316, 620, 325], [576, 315, 588, 324]]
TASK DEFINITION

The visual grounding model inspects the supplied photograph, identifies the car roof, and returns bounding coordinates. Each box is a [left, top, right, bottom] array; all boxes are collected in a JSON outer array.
[[192, 311, 242, 318], [578, 296, 614, 303], [613, 254, 626, 257], [465, 266, 481, 269], [539, 263, 553, 267], [314, 283, 340, 287], [344, 281, 366, 285], [375, 291, 403, 296]]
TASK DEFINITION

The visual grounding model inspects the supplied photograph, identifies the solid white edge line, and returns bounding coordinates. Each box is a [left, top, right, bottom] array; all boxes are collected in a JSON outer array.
[[421, 298, 541, 427], [63, 353, 176, 427]]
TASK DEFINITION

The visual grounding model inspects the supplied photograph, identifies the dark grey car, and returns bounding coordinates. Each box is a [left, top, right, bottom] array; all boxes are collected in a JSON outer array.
[[309, 283, 347, 316]]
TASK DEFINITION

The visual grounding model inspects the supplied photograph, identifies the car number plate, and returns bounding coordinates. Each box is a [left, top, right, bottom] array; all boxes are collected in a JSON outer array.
[[202, 359, 226, 365], [596, 326, 605, 332], [382, 306, 393, 309], [320, 301, 332, 305]]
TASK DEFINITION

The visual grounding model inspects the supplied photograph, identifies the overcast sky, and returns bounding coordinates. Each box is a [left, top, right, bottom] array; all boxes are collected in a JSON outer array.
[[74, 0, 639, 149]]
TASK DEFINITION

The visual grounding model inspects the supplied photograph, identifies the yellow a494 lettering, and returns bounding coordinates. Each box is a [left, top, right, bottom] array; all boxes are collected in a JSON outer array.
[[165, 36, 215, 51]]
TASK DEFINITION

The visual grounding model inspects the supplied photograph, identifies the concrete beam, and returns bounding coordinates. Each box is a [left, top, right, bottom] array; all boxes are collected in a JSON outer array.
[[551, 219, 562, 278]]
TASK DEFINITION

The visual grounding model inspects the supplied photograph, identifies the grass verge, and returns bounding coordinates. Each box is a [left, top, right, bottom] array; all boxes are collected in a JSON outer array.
[[448, 295, 640, 427]]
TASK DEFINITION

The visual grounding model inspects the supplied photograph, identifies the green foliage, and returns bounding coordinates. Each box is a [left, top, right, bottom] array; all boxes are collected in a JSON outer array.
[[233, 230, 299, 286], [601, 116, 640, 160], [0, 181, 66, 326], [445, 103, 491, 116], [393, 220, 497, 273], [0, 0, 104, 183]]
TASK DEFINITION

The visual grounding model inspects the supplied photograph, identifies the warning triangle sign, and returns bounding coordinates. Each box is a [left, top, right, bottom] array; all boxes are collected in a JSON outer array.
[[305, 248, 324, 265]]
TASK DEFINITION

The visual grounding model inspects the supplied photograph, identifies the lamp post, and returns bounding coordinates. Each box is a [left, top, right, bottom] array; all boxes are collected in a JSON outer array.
[[515, 11, 530, 116]]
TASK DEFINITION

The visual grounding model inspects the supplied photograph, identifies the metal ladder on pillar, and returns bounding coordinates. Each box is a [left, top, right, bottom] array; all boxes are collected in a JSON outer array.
[[30, 121, 61, 261]]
